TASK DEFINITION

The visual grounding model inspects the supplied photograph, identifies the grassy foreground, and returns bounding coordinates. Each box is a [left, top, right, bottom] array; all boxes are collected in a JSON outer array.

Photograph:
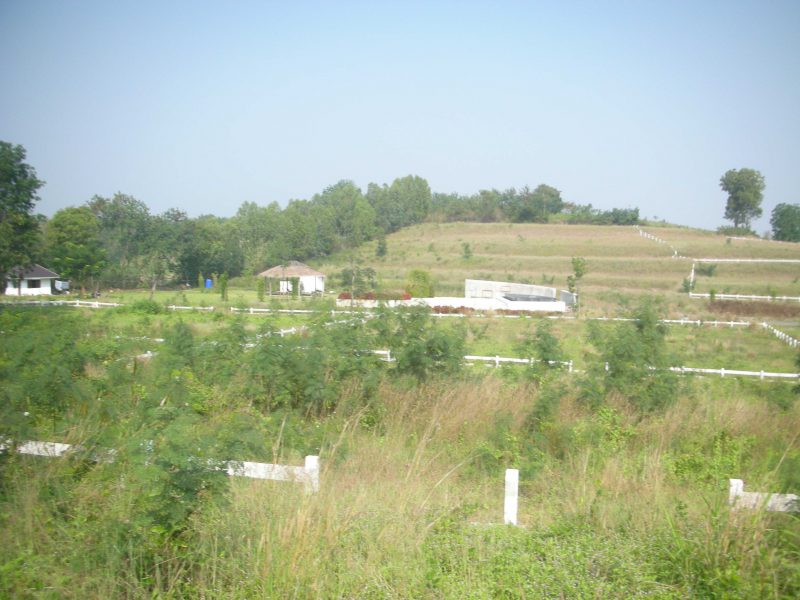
[[0, 303, 799, 598]]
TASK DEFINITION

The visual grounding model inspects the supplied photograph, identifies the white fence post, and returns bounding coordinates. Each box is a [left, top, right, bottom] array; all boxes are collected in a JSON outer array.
[[504, 468, 519, 525], [304, 455, 320, 494], [729, 478, 744, 505]]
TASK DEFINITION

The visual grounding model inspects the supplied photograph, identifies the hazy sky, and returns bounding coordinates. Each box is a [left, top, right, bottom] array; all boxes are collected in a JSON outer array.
[[2, 1, 798, 233]]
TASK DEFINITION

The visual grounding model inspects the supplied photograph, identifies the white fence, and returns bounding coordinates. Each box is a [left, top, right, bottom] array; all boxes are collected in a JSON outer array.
[[636, 227, 686, 258], [666, 366, 799, 381], [465, 354, 574, 371], [460, 353, 798, 380], [230, 307, 317, 315], [694, 258, 800, 264], [1, 439, 320, 493], [761, 323, 800, 349], [591, 316, 750, 328], [168, 305, 215, 311], [0, 299, 124, 308], [729, 479, 799, 512], [690, 292, 800, 303]]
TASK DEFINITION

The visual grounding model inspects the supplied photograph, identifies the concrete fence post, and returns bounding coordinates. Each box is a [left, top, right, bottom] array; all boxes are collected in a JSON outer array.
[[304, 455, 320, 494], [504, 468, 519, 525], [729, 478, 744, 505]]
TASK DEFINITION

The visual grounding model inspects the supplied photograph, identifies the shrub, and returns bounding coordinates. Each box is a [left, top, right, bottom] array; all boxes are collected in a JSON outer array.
[[405, 269, 435, 298], [695, 263, 717, 277], [583, 297, 680, 412], [129, 299, 163, 314], [516, 319, 565, 381], [372, 306, 466, 382]]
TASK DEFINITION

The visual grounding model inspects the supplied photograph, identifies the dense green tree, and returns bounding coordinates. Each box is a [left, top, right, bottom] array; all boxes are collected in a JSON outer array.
[[315, 180, 376, 248], [770, 203, 800, 242], [139, 209, 189, 297], [231, 201, 282, 273], [0, 142, 44, 290], [87, 193, 152, 286], [502, 185, 564, 223], [176, 216, 243, 284], [44, 206, 105, 294], [368, 175, 431, 232], [720, 168, 765, 230]]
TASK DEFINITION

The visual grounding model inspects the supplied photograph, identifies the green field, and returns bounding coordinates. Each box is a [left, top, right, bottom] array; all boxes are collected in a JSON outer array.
[[2, 223, 800, 598]]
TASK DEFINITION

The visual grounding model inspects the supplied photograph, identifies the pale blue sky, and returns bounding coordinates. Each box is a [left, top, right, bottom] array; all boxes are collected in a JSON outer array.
[[1, 1, 798, 232]]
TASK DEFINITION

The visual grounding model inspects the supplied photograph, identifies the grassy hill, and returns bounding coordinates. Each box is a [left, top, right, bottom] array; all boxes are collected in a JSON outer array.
[[315, 222, 800, 316]]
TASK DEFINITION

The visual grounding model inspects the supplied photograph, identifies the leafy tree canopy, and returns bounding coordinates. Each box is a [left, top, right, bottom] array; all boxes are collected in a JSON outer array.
[[770, 203, 800, 242], [720, 168, 764, 229], [0, 141, 44, 286], [44, 206, 105, 292]]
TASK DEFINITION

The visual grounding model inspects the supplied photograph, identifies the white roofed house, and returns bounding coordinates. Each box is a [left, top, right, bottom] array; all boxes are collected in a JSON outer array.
[[4, 264, 62, 296], [258, 261, 325, 295]]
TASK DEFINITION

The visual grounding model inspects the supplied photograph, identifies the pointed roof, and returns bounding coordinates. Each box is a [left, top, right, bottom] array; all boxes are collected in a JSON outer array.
[[258, 261, 325, 278], [7, 264, 59, 279]]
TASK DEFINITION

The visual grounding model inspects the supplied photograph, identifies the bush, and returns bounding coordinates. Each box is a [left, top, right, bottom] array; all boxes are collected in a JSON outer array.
[[584, 298, 680, 412], [405, 269, 435, 298], [695, 263, 717, 277], [372, 306, 466, 382], [717, 225, 757, 237], [129, 299, 163, 314]]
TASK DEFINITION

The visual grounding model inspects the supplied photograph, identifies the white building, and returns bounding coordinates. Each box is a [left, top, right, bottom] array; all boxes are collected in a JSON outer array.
[[258, 261, 325, 294], [4, 264, 61, 296]]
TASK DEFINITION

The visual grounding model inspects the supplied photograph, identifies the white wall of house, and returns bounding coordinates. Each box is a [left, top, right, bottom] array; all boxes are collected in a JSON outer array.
[[277, 275, 325, 294], [300, 275, 325, 294], [5, 278, 55, 296]]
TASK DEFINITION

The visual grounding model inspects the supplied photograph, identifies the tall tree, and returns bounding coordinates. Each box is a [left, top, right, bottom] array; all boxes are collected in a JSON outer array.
[[720, 168, 765, 230], [368, 175, 431, 233], [231, 201, 281, 273], [770, 203, 800, 242], [314, 180, 376, 248], [0, 142, 44, 290], [86, 193, 152, 286], [44, 207, 105, 294]]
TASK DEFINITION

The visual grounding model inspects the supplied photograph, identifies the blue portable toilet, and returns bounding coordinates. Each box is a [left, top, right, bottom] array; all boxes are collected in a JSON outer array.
[[205, 278, 213, 289]]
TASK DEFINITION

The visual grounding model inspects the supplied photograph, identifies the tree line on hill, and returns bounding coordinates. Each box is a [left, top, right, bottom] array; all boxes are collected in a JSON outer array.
[[0, 141, 643, 293], [3, 140, 798, 293]]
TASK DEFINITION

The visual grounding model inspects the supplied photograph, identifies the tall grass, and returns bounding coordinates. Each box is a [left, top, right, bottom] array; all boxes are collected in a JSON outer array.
[[2, 295, 799, 597]]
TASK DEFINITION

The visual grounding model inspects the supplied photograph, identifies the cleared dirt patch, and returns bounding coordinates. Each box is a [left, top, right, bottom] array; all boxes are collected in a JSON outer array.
[[708, 300, 800, 319]]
